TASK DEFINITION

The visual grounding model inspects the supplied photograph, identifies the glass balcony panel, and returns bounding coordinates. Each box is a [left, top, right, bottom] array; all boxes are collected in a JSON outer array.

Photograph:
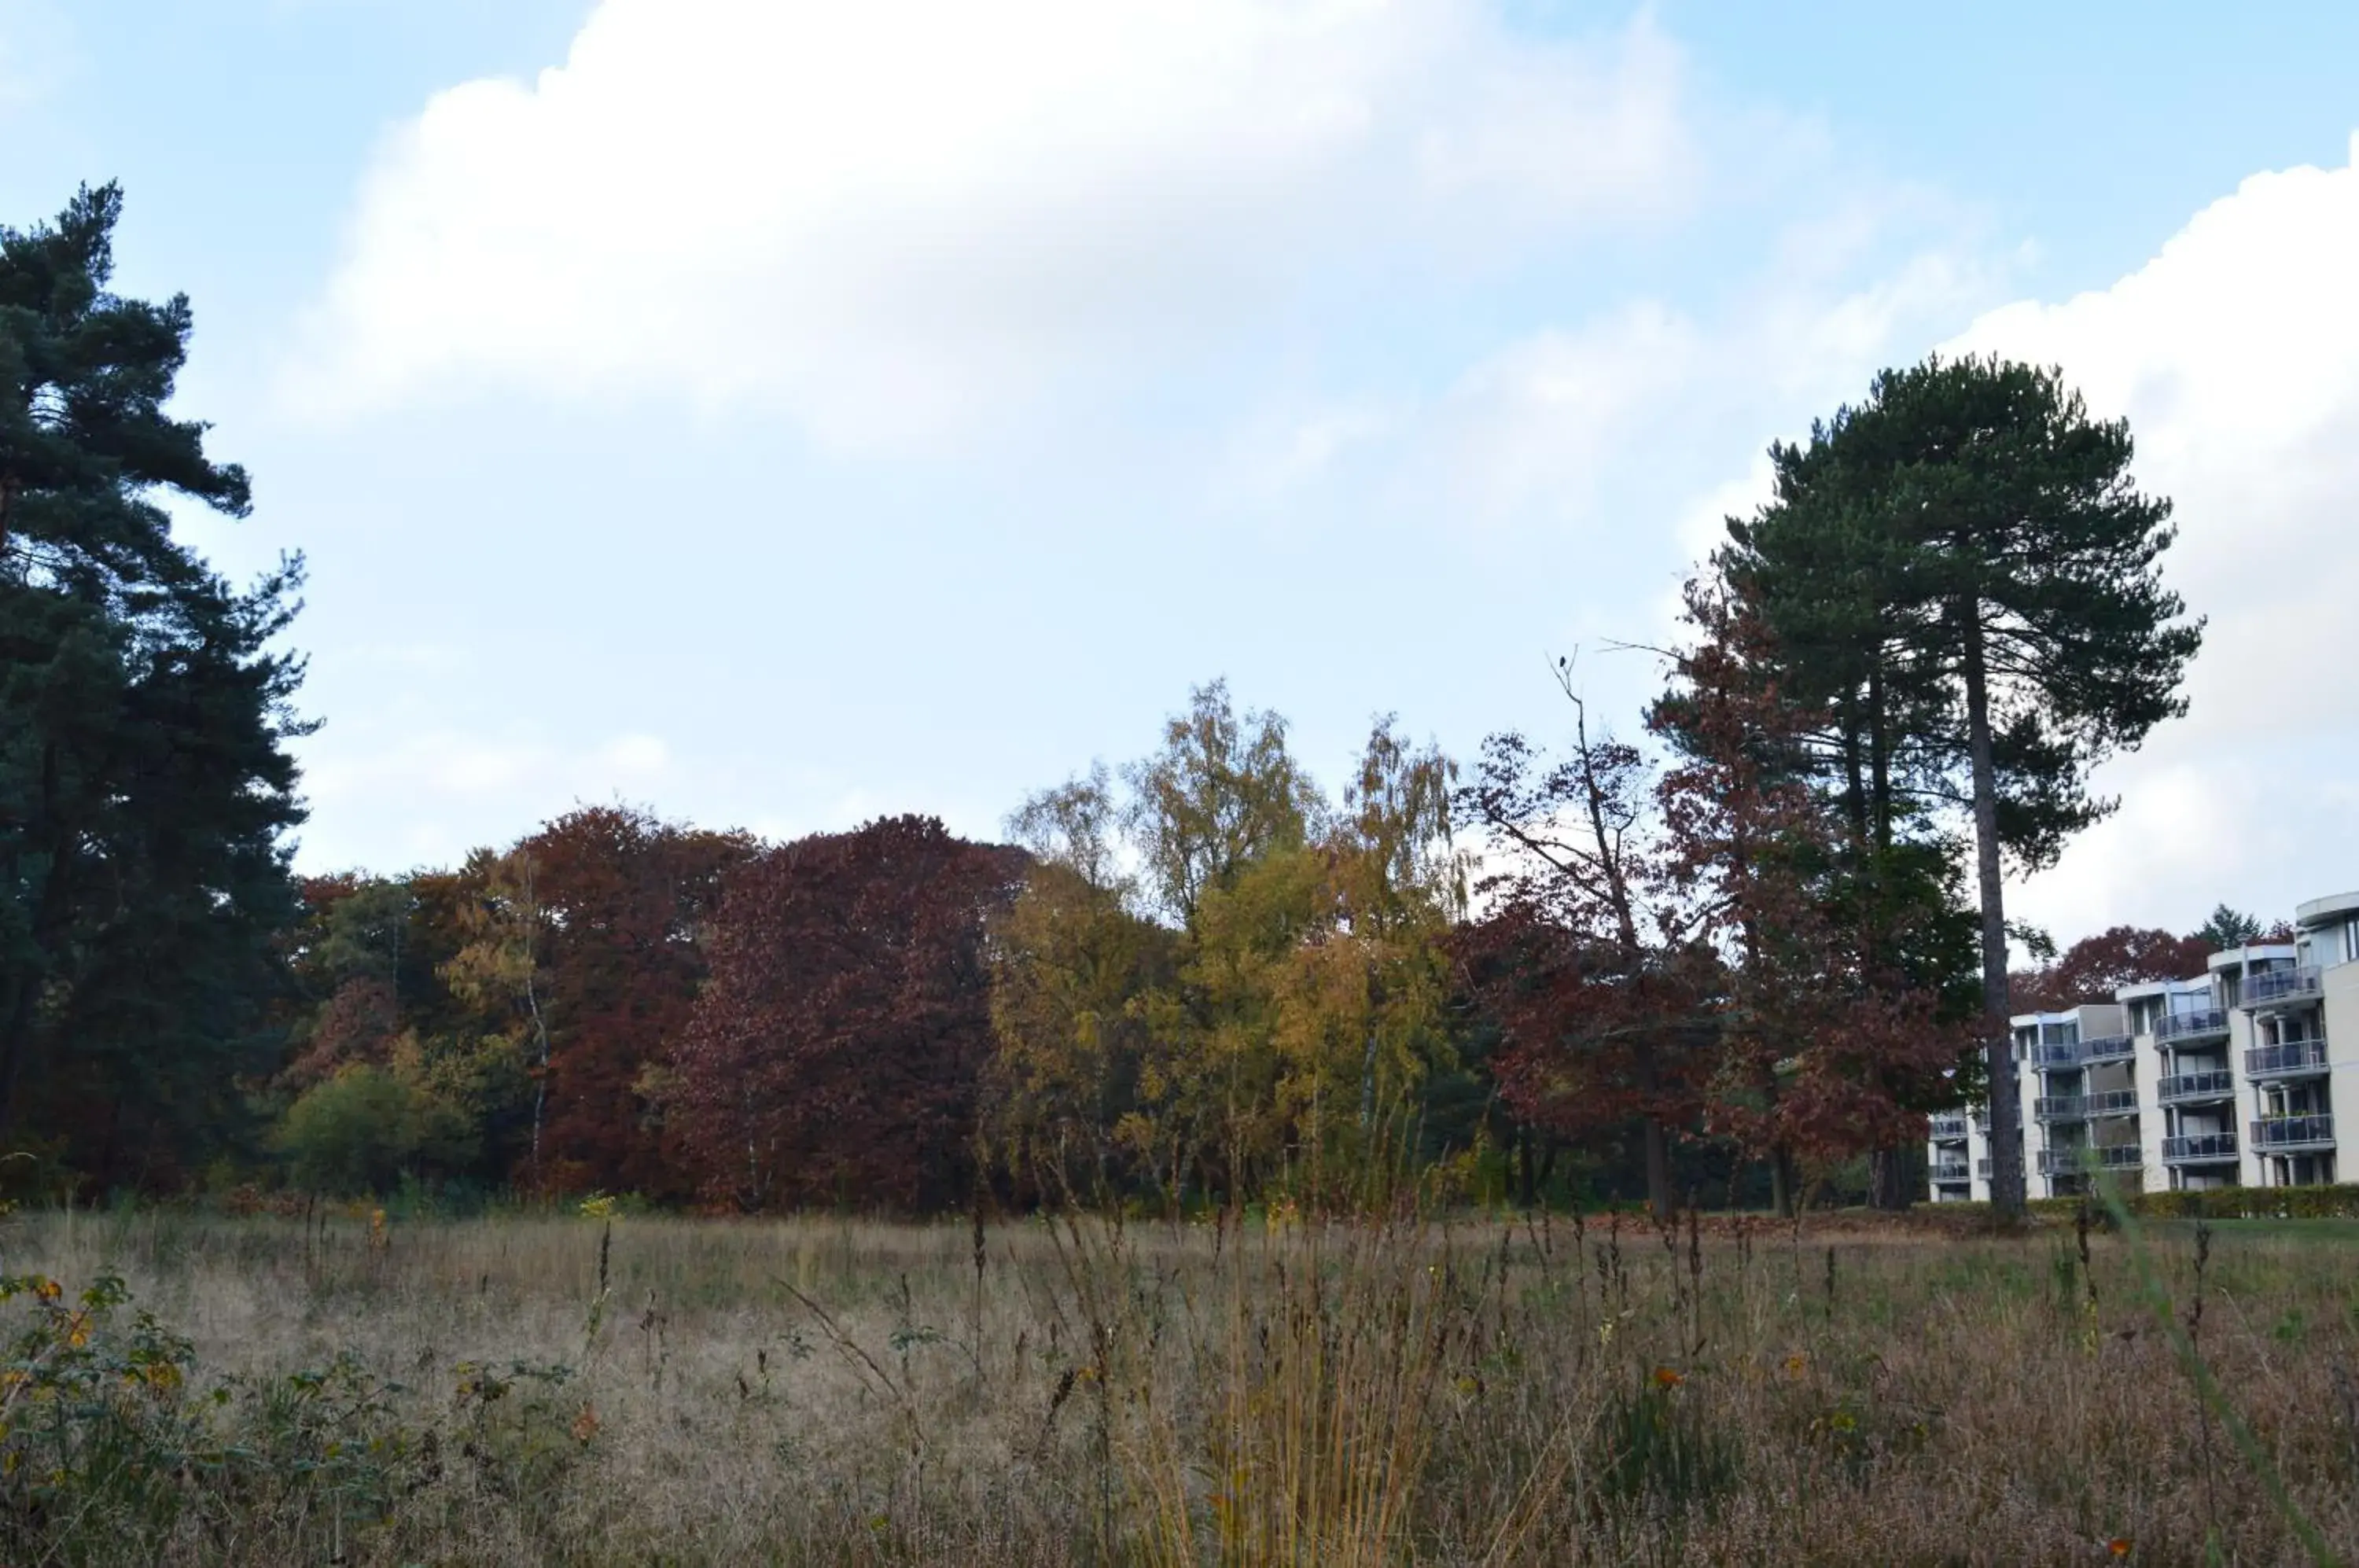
[[2244, 1041, 2330, 1079], [2243, 967, 2323, 1009], [2157, 1070, 2237, 1104], [2038, 1145, 2142, 1174], [2250, 1114, 2335, 1150], [2155, 1009, 2231, 1043], [2078, 1034, 2135, 1065]]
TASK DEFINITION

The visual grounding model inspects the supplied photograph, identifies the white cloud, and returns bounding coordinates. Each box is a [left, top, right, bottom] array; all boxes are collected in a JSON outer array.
[[294, 0, 1697, 450], [297, 727, 681, 870], [1419, 241, 1993, 530], [1952, 134, 2359, 933]]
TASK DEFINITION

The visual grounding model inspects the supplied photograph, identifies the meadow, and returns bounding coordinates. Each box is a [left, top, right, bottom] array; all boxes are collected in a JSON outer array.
[[2, 1201, 2355, 1566]]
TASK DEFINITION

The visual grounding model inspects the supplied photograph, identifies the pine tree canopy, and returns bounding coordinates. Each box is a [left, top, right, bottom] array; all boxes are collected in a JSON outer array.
[[0, 183, 308, 1186]]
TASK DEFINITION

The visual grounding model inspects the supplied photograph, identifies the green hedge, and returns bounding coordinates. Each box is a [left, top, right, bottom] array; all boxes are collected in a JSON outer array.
[[2024, 1183, 2359, 1222]]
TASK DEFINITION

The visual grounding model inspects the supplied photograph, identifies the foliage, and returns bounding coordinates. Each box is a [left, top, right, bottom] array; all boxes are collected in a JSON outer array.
[[2011, 925, 2215, 1014], [988, 689, 1470, 1213], [0, 184, 307, 1190], [0, 1265, 590, 1564], [2195, 904, 2265, 950], [1458, 662, 1716, 1221], [671, 815, 1027, 1211], [1653, 580, 1975, 1200], [273, 1063, 426, 1195], [516, 807, 751, 1198], [1719, 355, 2202, 1216], [2029, 1184, 2359, 1222]]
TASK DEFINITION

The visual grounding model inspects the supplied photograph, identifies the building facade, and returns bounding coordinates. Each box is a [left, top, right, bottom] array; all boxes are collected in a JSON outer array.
[[1929, 889, 2359, 1201]]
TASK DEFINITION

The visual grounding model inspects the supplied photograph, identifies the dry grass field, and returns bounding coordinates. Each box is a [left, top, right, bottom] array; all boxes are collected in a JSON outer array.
[[2, 1201, 2356, 1566]]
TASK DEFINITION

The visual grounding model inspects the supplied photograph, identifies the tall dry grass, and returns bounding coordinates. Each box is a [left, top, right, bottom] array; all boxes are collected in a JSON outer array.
[[4, 1199, 2356, 1565]]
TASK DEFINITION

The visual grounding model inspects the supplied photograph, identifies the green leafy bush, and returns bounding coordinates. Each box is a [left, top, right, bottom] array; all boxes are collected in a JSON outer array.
[[0, 1270, 586, 1563], [2025, 1184, 2359, 1222]]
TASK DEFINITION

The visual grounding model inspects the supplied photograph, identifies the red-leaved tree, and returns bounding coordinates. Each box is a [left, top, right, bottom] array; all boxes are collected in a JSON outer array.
[[671, 816, 1027, 1212], [2011, 926, 2214, 1016], [518, 806, 754, 1198], [1655, 579, 1975, 1213], [1459, 665, 1714, 1222]]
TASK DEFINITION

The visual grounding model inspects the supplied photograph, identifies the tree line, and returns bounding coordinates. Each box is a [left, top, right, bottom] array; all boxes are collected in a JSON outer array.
[[2, 186, 2205, 1220]]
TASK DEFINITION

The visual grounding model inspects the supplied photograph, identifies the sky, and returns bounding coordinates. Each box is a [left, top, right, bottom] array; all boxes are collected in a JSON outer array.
[[3, 0, 2357, 944]]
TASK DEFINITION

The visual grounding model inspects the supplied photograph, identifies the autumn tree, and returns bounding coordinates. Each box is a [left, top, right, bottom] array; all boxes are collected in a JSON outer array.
[[991, 687, 1471, 1214], [509, 806, 751, 1197], [441, 846, 559, 1189], [1654, 580, 1974, 1213], [1460, 663, 1713, 1223], [672, 816, 1025, 1212], [2011, 926, 2213, 1015], [1112, 682, 1323, 1206], [1267, 719, 1466, 1201], [985, 768, 1175, 1197]]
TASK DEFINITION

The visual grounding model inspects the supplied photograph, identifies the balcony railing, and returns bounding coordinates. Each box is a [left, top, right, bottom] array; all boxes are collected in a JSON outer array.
[[2246, 1041, 2330, 1080], [2030, 1034, 2137, 1069], [2035, 1090, 2140, 1121], [2079, 1033, 2135, 1065], [1929, 1113, 1970, 1141], [2157, 1070, 2236, 1105], [2162, 1132, 2239, 1163], [2250, 1114, 2336, 1151], [2155, 1009, 2231, 1044], [2243, 967, 2323, 1010], [2038, 1145, 2143, 1175], [1930, 1161, 1971, 1184]]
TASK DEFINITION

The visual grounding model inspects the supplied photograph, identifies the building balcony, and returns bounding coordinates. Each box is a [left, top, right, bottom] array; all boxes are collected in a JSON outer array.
[[2157, 1070, 2236, 1106], [2031, 1034, 2137, 1069], [2243, 967, 2323, 1011], [2162, 1132, 2239, 1164], [2034, 1090, 2140, 1122], [2038, 1145, 2143, 1176], [2079, 1033, 2135, 1066], [2155, 1010, 2231, 1044], [1930, 1161, 1971, 1184], [2246, 1041, 2330, 1080], [1929, 1113, 1970, 1142], [2250, 1114, 2335, 1152]]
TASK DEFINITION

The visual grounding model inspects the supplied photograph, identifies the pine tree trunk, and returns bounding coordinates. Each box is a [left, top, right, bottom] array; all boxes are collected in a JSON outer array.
[[1961, 608, 2025, 1219], [1769, 1148, 1792, 1219]]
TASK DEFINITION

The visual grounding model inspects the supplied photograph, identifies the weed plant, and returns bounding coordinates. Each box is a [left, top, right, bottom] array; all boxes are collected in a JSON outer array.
[[1, 1199, 2354, 1564]]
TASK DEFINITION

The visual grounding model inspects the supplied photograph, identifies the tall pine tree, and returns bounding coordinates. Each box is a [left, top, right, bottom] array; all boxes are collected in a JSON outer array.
[[0, 184, 307, 1187], [1724, 356, 2200, 1218]]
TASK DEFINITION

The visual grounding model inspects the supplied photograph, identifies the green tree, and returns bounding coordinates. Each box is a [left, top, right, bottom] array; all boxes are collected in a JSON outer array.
[[2193, 904, 2262, 950], [0, 185, 307, 1187], [275, 1064, 416, 1195], [1725, 356, 2201, 1218]]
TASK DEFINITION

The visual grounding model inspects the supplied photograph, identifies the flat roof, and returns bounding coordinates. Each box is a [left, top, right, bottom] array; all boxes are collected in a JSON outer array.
[[2208, 944, 2298, 972], [2297, 890, 2359, 927]]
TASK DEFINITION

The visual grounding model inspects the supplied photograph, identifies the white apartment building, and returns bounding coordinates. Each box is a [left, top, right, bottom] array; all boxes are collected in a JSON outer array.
[[1929, 889, 2359, 1201]]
